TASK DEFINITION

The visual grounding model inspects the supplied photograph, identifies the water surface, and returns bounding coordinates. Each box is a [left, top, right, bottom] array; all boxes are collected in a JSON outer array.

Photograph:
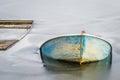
[[0, 0, 120, 80]]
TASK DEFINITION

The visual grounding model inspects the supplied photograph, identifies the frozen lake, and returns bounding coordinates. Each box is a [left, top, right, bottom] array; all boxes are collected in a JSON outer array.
[[0, 0, 120, 80]]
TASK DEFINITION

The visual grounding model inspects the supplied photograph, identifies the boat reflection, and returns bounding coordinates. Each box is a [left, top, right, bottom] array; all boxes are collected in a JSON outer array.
[[42, 51, 112, 71], [42, 53, 112, 80]]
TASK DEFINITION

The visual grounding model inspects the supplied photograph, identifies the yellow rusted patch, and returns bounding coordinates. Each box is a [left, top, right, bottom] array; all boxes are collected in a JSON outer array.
[[80, 58, 90, 64], [81, 40, 103, 62], [52, 43, 81, 61]]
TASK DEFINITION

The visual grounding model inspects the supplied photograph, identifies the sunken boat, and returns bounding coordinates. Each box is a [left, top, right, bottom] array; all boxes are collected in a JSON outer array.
[[40, 31, 112, 66]]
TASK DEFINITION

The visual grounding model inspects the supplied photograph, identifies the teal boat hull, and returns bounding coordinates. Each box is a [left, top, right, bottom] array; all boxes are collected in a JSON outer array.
[[40, 34, 112, 65]]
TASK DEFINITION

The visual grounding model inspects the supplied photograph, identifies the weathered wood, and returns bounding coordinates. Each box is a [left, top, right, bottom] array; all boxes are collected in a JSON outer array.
[[0, 20, 33, 24], [0, 20, 33, 50], [0, 25, 31, 29], [0, 40, 19, 50]]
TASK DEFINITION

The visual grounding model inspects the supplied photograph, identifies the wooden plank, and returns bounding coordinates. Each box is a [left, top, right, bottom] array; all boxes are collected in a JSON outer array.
[[0, 25, 31, 29], [0, 20, 33, 24], [0, 40, 19, 50]]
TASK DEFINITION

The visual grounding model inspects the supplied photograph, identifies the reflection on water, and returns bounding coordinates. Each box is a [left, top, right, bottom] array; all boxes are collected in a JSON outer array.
[[41, 52, 112, 80], [44, 64, 111, 80]]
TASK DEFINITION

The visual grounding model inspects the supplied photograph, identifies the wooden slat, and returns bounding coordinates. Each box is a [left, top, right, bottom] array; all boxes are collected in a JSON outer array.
[[0, 20, 33, 24], [0, 40, 19, 50], [0, 25, 31, 29]]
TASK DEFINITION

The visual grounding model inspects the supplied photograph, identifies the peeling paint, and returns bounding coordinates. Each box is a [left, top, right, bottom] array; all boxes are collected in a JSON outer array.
[[40, 34, 112, 65]]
